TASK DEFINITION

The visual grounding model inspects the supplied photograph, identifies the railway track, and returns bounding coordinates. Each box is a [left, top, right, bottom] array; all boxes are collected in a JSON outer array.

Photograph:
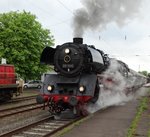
[[9, 95, 37, 103], [0, 116, 85, 137], [0, 103, 45, 118], [0, 95, 37, 105]]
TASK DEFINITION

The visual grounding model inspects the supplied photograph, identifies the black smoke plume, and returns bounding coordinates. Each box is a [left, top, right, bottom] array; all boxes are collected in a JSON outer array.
[[73, 0, 142, 37]]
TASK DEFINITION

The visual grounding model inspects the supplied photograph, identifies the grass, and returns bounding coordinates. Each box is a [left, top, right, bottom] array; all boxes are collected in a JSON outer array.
[[148, 130, 150, 137], [126, 97, 148, 137]]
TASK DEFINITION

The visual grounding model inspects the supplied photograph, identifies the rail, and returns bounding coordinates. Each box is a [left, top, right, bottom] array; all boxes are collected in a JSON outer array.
[[0, 116, 85, 137]]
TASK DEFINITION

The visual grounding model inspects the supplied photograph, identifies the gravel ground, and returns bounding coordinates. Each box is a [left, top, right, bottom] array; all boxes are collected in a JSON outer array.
[[0, 88, 50, 135], [0, 89, 78, 136], [0, 108, 50, 135]]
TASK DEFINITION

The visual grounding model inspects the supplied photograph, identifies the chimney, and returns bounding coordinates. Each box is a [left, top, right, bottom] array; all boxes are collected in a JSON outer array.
[[73, 37, 83, 44]]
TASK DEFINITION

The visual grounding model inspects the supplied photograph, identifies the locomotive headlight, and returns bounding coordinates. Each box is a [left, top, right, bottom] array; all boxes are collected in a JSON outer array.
[[79, 85, 85, 93], [47, 85, 53, 92], [65, 48, 70, 54]]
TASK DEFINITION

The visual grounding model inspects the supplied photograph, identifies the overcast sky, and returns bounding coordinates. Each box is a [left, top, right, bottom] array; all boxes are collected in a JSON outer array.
[[0, 0, 150, 72]]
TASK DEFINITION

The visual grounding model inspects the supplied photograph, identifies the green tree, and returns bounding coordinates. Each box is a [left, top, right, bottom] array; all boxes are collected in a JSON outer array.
[[0, 11, 54, 80], [138, 71, 148, 76]]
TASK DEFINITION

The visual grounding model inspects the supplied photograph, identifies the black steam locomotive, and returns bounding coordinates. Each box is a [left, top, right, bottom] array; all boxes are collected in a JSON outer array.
[[36, 38, 110, 116]]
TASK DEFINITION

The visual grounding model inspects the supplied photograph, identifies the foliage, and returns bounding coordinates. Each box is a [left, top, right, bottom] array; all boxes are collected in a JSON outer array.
[[148, 130, 150, 137], [138, 71, 148, 76], [0, 11, 54, 80], [148, 73, 150, 78]]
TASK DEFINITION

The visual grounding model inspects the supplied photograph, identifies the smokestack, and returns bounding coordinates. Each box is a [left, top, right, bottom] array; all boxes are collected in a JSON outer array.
[[73, 37, 83, 44]]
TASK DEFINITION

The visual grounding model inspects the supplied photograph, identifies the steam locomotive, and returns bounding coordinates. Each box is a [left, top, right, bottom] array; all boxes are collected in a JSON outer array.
[[36, 38, 110, 116], [36, 38, 147, 116]]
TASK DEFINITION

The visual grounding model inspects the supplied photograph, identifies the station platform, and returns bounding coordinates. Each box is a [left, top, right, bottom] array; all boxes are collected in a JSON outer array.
[[61, 100, 139, 137]]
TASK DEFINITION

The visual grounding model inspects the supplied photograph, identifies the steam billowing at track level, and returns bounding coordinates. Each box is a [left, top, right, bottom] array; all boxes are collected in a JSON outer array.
[[36, 38, 147, 117], [73, 0, 142, 37], [87, 59, 148, 113]]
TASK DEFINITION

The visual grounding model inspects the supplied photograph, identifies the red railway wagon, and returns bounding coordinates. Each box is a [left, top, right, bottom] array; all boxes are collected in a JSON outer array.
[[0, 64, 19, 101]]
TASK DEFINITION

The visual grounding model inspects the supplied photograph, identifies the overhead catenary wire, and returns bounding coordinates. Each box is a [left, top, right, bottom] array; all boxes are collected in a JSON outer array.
[[56, 0, 75, 15], [25, 0, 72, 29]]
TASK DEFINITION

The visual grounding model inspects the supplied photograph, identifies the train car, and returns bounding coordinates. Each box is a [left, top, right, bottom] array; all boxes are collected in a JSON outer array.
[[36, 38, 146, 116], [0, 64, 19, 101]]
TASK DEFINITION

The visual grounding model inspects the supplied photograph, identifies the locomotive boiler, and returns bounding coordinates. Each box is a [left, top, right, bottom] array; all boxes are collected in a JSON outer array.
[[36, 38, 110, 116]]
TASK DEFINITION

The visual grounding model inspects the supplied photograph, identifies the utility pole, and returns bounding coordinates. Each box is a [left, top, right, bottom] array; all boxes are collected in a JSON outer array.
[[138, 65, 140, 72]]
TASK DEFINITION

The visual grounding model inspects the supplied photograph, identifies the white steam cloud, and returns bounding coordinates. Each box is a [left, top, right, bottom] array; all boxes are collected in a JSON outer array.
[[87, 59, 148, 113], [73, 0, 142, 37]]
